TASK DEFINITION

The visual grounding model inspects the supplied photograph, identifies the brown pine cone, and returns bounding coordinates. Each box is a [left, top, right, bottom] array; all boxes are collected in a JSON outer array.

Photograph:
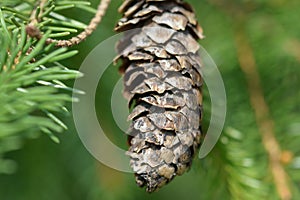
[[115, 0, 204, 192]]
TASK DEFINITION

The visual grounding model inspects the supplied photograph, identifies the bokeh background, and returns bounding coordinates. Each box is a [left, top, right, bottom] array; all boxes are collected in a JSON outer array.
[[1, 0, 300, 199]]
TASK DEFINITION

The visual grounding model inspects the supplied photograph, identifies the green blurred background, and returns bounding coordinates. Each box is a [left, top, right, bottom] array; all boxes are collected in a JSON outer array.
[[1, 0, 300, 199]]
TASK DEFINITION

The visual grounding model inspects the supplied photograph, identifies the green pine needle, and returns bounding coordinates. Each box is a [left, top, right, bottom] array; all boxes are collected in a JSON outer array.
[[0, 0, 92, 174]]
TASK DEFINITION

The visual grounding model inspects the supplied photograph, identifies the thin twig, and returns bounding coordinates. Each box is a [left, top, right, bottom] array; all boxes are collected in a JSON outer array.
[[26, 0, 111, 47], [234, 24, 292, 200], [29, 0, 47, 23], [26, 0, 47, 37]]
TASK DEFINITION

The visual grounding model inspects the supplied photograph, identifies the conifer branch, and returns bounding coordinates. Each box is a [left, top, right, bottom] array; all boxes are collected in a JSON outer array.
[[234, 23, 292, 200], [207, 1, 295, 199], [0, 0, 93, 173], [26, 0, 111, 47]]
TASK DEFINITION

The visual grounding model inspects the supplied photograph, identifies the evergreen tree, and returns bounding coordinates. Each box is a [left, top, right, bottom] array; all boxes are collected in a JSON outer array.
[[0, 0, 299, 200]]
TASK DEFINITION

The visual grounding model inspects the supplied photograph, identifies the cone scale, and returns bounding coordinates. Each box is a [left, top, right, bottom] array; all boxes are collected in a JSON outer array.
[[115, 0, 204, 192]]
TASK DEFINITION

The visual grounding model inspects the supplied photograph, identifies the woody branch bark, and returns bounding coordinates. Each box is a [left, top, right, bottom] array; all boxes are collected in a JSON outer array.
[[26, 0, 111, 47]]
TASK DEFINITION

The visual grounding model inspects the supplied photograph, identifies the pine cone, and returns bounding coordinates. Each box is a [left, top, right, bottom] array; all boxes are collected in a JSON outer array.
[[115, 0, 204, 192]]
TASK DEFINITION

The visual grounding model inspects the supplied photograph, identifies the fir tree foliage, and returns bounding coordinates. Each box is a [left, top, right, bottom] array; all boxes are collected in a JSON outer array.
[[0, 0, 95, 174], [195, 1, 300, 199]]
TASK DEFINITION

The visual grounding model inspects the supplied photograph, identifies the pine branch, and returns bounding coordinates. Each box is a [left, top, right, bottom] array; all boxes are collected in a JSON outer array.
[[206, 1, 300, 199], [234, 22, 292, 200], [218, 128, 271, 200], [0, 23, 81, 139], [0, 0, 108, 174]]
